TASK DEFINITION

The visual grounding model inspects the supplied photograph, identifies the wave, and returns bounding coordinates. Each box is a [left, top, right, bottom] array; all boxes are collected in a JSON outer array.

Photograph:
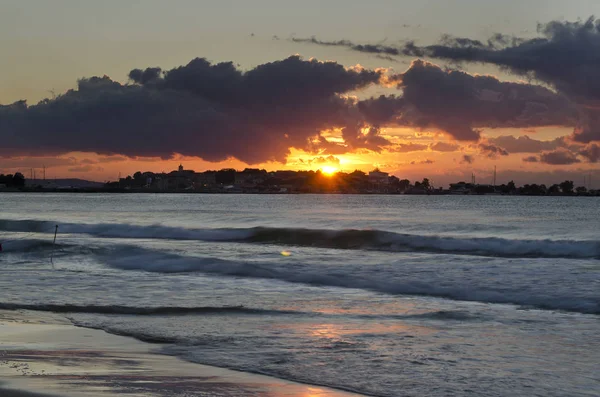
[[0, 302, 293, 316], [0, 219, 250, 241], [0, 296, 486, 323], [99, 248, 600, 315], [2, 219, 599, 259], [241, 228, 600, 259]]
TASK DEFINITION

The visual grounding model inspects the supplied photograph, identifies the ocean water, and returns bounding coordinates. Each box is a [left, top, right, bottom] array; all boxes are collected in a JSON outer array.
[[1, 193, 599, 396]]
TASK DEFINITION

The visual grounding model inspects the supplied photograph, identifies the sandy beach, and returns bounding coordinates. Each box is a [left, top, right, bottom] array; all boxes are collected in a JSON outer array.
[[0, 310, 363, 397]]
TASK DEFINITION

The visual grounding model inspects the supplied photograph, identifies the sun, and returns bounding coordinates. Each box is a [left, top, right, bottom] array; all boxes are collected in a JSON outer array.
[[321, 166, 339, 175]]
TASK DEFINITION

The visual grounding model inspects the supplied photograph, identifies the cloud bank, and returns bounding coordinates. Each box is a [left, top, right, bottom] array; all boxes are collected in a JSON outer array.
[[392, 60, 575, 141], [0, 56, 386, 163], [401, 17, 600, 143], [295, 17, 600, 144], [0, 46, 591, 165]]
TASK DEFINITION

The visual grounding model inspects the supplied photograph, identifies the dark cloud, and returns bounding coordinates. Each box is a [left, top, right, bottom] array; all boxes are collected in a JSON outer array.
[[291, 34, 523, 61], [514, 138, 598, 163], [401, 17, 600, 142], [478, 143, 509, 158], [298, 18, 600, 142], [403, 18, 600, 99], [461, 155, 474, 164], [0, 56, 388, 163], [539, 148, 581, 165], [357, 95, 404, 126], [1, 52, 583, 163], [291, 37, 403, 57], [393, 60, 576, 141], [578, 142, 600, 163], [488, 135, 568, 153], [128, 67, 162, 85], [375, 54, 404, 64]]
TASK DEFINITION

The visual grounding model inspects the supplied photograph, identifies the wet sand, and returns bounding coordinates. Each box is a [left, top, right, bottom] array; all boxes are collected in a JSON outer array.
[[0, 310, 363, 397]]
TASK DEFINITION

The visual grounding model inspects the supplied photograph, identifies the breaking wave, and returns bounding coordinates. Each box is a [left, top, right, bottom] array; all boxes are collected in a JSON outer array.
[[241, 228, 600, 259], [99, 248, 600, 314], [0, 298, 485, 323], [1, 219, 599, 259], [0, 301, 482, 322]]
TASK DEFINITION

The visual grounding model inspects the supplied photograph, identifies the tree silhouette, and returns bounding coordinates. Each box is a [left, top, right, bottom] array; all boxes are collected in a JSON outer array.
[[559, 180, 574, 194], [548, 184, 560, 194], [399, 179, 411, 191], [13, 173, 25, 187]]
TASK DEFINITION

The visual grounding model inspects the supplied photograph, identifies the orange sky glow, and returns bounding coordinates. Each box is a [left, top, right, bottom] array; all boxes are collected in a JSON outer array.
[[3, 124, 595, 188]]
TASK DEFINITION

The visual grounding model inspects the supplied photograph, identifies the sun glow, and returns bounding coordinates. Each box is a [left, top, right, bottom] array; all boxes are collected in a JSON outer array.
[[321, 166, 339, 175]]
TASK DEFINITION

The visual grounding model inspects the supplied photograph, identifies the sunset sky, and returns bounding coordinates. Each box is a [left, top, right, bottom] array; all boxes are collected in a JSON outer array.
[[1, 0, 600, 187]]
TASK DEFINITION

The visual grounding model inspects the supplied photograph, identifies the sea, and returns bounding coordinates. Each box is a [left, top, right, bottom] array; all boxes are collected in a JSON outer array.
[[1, 193, 599, 397]]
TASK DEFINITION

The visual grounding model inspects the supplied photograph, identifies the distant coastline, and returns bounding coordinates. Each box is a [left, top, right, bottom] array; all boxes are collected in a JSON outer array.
[[2, 166, 598, 196]]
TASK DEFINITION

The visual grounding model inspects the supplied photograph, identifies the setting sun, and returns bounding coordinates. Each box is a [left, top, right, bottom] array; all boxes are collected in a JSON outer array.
[[321, 166, 339, 175]]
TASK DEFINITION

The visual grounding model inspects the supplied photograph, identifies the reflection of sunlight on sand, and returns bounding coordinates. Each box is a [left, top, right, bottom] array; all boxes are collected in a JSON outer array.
[[302, 386, 331, 397], [1, 310, 365, 397]]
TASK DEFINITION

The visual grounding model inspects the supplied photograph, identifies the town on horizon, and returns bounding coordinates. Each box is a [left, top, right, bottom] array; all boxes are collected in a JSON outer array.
[[1, 164, 598, 196]]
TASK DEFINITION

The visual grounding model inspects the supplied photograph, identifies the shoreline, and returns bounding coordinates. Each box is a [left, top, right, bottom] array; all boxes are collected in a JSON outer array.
[[0, 309, 364, 397]]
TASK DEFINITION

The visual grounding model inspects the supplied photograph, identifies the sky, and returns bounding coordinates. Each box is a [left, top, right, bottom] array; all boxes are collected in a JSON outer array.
[[1, 0, 600, 187]]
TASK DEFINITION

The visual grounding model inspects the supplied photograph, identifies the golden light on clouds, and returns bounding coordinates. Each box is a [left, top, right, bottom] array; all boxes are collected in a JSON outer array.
[[1, 126, 592, 190]]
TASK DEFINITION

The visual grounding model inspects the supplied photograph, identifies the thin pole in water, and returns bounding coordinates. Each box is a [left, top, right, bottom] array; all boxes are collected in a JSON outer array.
[[50, 225, 58, 268]]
